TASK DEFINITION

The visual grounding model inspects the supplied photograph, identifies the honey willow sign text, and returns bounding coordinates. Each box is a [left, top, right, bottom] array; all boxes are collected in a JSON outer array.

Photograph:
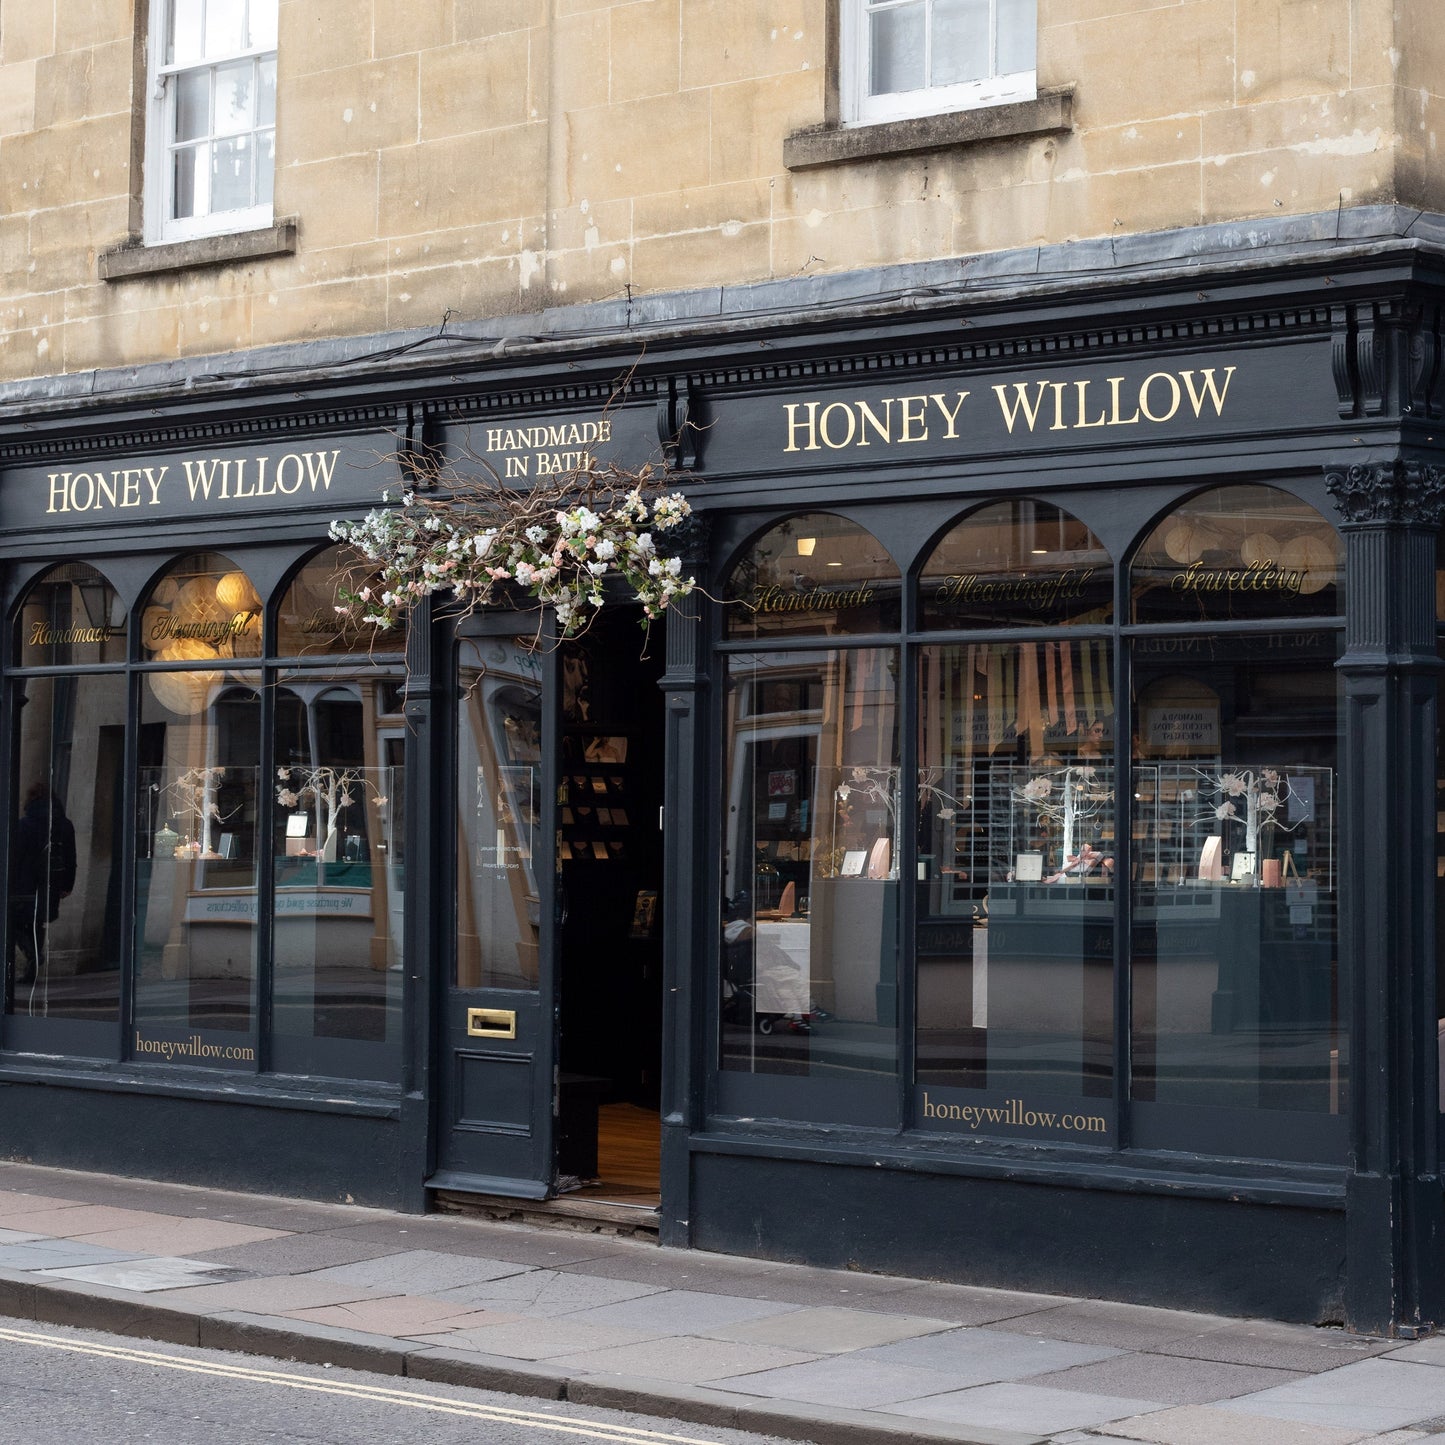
[[782, 366, 1237, 454]]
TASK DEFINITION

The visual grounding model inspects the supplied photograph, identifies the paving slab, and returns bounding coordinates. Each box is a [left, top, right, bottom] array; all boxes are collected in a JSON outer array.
[[433, 1267, 666, 1316], [321, 1219, 625, 1267], [550, 1334, 821, 1385], [1388, 1339, 1445, 1367], [557, 1287, 799, 1334], [1152, 1318, 1397, 1372], [282, 1294, 515, 1337], [1025, 1351, 1305, 1406], [889, 1381, 1163, 1433], [187, 1232, 398, 1276], [0, 1240, 146, 1271], [857, 1324, 1123, 1383], [871, 1281, 1072, 1326], [434, 1315, 661, 1361], [0, 1204, 182, 1237], [37, 1256, 253, 1293], [139, 1274, 386, 1313], [705, 1304, 957, 1354], [712, 1354, 976, 1409], [0, 1228, 44, 1245], [992, 1298, 1233, 1350], [68, 1219, 287, 1255], [302, 1248, 534, 1296], [1091, 1403, 1375, 1444], [1217, 1358, 1445, 1433], [0, 1192, 95, 1217]]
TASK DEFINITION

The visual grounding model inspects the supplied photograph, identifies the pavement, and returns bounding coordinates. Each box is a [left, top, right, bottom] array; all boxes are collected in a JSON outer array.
[[0, 1166, 1442, 1445]]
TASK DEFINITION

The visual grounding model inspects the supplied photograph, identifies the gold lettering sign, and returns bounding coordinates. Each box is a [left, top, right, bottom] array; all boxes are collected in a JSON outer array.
[[782, 367, 1236, 455], [147, 610, 258, 646], [28, 620, 124, 646], [482, 418, 614, 481], [936, 568, 1097, 612], [749, 583, 878, 614], [1168, 559, 1305, 597], [44, 450, 343, 516], [920, 1091, 1108, 1136]]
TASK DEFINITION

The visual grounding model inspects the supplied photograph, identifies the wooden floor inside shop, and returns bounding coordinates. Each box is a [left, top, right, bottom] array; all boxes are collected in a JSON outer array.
[[570, 1102, 661, 1210]]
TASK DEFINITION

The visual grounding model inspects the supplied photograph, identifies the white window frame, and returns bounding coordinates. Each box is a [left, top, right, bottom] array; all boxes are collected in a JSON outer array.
[[144, 0, 277, 245], [840, 0, 1037, 128]]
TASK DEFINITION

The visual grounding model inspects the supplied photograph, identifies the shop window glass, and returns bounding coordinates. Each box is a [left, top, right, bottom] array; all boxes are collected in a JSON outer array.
[[915, 640, 1115, 1121], [16, 564, 126, 666], [457, 638, 544, 991], [721, 647, 901, 1082], [723, 513, 901, 642], [140, 552, 263, 667], [919, 500, 1113, 630], [271, 677, 404, 1076], [276, 544, 406, 658], [6, 673, 127, 1030], [1131, 625, 1343, 1156], [135, 678, 260, 1055], [1131, 485, 1343, 625]]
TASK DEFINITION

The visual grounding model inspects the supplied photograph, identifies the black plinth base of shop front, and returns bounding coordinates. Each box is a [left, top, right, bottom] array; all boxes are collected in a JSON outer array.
[[689, 1149, 1345, 1324]]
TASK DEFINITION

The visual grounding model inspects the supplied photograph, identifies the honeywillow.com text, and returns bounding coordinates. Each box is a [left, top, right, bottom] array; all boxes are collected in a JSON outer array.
[[783, 368, 1235, 451]]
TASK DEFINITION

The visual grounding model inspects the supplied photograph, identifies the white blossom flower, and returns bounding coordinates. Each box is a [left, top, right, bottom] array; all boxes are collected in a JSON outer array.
[[1215, 801, 1237, 820]]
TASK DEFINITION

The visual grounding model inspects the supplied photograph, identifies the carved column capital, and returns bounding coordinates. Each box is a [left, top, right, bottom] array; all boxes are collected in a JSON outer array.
[[1326, 459, 1445, 528]]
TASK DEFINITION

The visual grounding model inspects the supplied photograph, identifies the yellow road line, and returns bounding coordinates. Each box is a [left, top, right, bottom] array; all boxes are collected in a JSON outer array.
[[0, 1324, 729, 1445]]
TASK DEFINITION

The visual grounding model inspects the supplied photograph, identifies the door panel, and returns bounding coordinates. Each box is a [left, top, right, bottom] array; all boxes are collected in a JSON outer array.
[[430, 619, 557, 1198]]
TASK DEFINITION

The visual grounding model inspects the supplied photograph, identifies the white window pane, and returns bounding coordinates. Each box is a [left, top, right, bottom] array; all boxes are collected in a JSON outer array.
[[172, 144, 205, 219], [211, 135, 253, 211], [169, 0, 205, 64], [932, 0, 990, 86], [870, 4, 926, 95], [174, 69, 210, 142], [205, 0, 247, 56], [257, 129, 275, 206], [996, 0, 1035, 74], [247, 0, 279, 49], [213, 60, 254, 135], [258, 56, 276, 128]]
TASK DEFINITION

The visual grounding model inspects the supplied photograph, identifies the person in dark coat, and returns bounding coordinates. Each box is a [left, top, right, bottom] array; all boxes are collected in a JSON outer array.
[[10, 783, 77, 984]]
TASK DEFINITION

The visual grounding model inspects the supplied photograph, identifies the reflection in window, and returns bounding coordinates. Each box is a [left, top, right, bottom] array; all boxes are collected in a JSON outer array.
[[141, 552, 263, 673], [457, 639, 544, 992], [723, 513, 900, 642], [6, 673, 126, 1027], [271, 676, 404, 1074], [135, 681, 259, 1047], [722, 648, 900, 1079], [916, 641, 1114, 1109], [1130, 633, 1343, 1136], [920, 500, 1112, 630], [1132, 485, 1343, 625], [17, 563, 126, 667], [276, 545, 405, 657]]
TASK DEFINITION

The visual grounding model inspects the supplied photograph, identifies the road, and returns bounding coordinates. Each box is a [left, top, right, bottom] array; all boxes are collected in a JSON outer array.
[[0, 1320, 793, 1445]]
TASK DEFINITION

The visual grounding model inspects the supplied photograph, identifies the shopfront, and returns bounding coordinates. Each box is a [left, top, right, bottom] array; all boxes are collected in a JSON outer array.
[[1, 244, 1443, 1333]]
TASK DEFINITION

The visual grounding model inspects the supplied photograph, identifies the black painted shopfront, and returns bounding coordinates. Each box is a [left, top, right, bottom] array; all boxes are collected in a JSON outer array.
[[2, 221, 1445, 1334]]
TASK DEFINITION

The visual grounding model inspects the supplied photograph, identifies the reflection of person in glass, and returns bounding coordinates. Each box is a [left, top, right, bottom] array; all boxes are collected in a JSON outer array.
[[10, 783, 77, 984]]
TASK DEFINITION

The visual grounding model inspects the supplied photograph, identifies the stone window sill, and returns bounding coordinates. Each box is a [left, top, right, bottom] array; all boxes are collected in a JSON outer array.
[[99, 219, 298, 281], [783, 87, 1074, 171]]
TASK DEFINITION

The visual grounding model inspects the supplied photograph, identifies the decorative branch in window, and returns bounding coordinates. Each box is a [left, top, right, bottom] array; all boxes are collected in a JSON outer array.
[[276, 765, 373, 870], [1195, 767, 1304, 877], [830, 765, 969, 879], [328, 458, 696, 639], [157, 767, 238, 858], [1012, 765, 1113, 879]]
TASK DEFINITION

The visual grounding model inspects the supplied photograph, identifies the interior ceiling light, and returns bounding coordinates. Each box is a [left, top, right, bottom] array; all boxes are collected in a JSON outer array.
[[796, 537, 816, 556]]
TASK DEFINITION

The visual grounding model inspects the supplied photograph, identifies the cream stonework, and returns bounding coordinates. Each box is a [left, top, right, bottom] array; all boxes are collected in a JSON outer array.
[[1, 0, 1441, 379]]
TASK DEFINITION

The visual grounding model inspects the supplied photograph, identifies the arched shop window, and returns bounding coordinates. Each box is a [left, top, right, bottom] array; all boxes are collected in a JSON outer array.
[[4, 545, 405, 1082], [714, 485, 1347, 1166], [914, 502, 1116, 1130], [6, 564, 127, 1044], [1129, 485, 1344, 1162], [719, 514, 902, 1125]]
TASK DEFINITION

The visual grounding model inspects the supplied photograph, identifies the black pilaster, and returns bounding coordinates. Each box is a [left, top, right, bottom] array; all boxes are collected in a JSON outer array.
[[657, 525, 710, 1248], [398, 597, 437, 1213], [1328, 458, 1445, 1334]]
